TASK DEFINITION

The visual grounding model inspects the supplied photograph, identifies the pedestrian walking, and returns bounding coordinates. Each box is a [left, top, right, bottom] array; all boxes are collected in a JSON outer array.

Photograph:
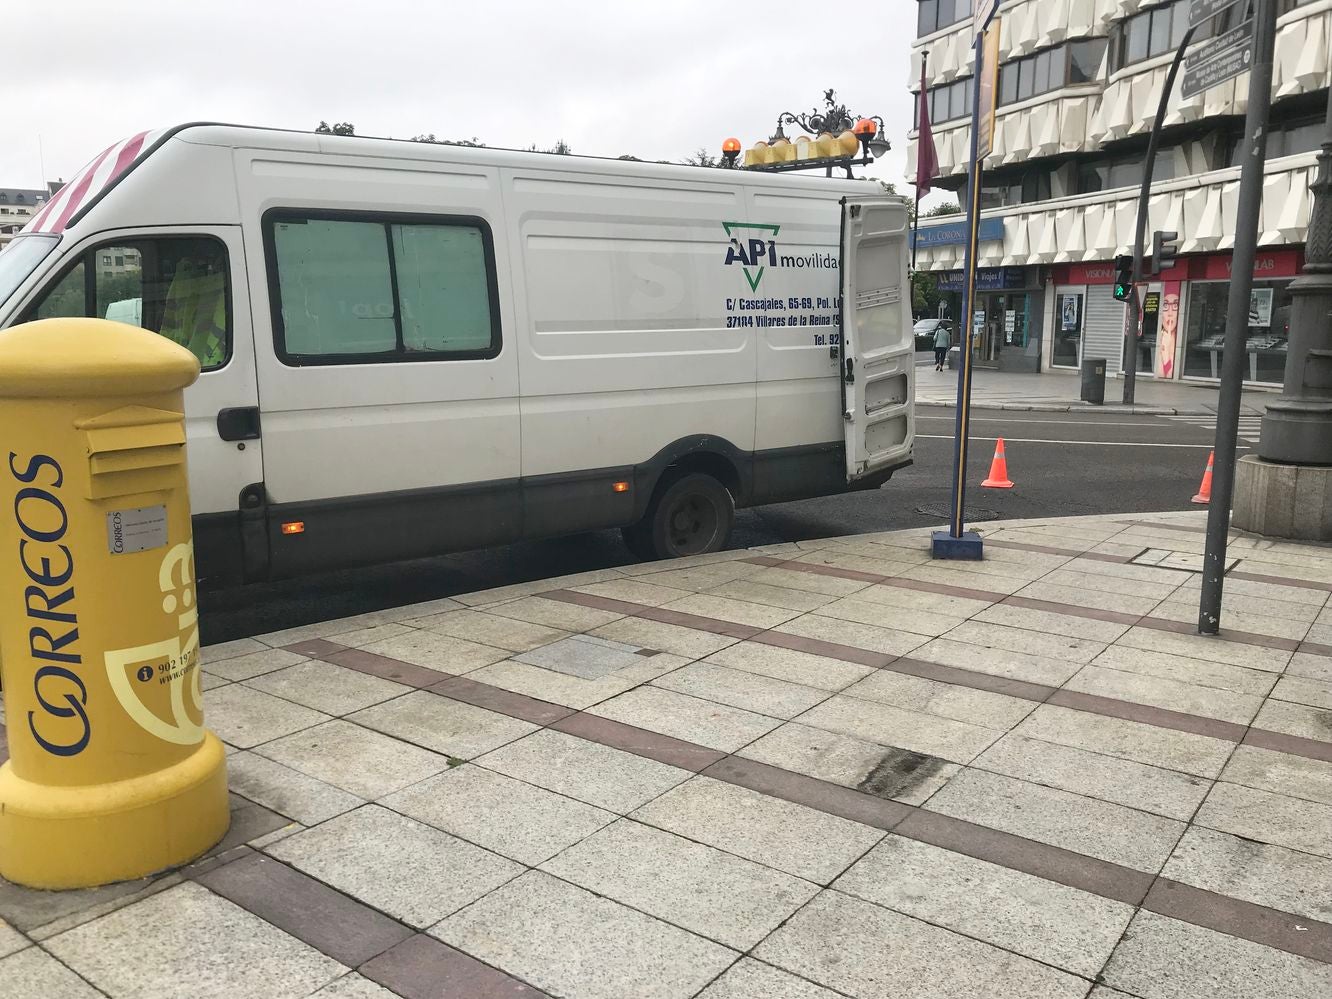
[[933, 324, 950, 371]]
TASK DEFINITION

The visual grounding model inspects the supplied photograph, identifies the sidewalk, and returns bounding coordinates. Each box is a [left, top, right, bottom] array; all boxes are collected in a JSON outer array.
[[915, 365, 1279, 416], [3, 512, 1332, 998]]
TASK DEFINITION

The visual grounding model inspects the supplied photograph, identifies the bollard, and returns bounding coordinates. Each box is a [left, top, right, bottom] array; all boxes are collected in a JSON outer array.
[[0, 318, 228, 889]]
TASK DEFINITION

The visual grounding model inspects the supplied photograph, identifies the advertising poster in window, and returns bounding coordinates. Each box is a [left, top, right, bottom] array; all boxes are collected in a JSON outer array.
[[1060, 294, 1080, 332], [1156, 282, 1181, 379], [1249, 288, 1273, 327]]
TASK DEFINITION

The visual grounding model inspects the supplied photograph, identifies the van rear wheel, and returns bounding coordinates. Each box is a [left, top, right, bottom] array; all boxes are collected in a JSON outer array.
[[622, 472, 734, 560]]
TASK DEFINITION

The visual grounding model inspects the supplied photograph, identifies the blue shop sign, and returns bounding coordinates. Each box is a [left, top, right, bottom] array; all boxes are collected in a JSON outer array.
[[935, 266, 1028, 292], [911, 217, 1005, 248]]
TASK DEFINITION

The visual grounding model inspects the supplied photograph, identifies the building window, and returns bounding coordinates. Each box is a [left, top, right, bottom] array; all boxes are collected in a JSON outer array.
[[917, 0, 967, 37], [1110, 0, 1248, 73], [0, 194, 8, 204], [265, 212, 500, 365], [999, 40, 1105, 107], [14, 195, 24, 204], [26, 236, 232, 371], [914, 77, 974, 128], [1230, 116, 1328, 164], [1077, 146, 1180, 194]]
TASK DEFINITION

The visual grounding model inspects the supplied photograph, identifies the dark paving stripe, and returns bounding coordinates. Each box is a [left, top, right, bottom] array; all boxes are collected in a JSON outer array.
[[321, 646, 451, 688], [1229, 569, 1332, 593], [767, 559, 886, 584], [1003, 593, 1141, 626], [1047, 689, 1248, 743], [1129, 520, 1208, 534], [745, 555, 790, 567], [1144, 878, 1332, 966], [196, 853, 414, 967], [361, 933, 549, 998], [1136, 615, 1302, 652], [551, 712, 727, 772], [751, 629, 894, 668], [1299, 641, 1332, 659], [1244, 727, 1332, 765], [702, 755, 912, 832], [431, 675, 575, 726], [889, 657, 1057, 703], [283, 638, 350, 659], [876, 575, 1009, 604], [541, 588, 654, 617], [893, 808, 1155, 907], [986, 539, 1088, 557], [634, 604, 763, 639], [1075, 550, 1137, 564]]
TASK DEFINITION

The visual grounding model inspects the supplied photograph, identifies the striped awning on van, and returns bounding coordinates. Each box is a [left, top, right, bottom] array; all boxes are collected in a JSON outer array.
[[24, 129, 165, 235]]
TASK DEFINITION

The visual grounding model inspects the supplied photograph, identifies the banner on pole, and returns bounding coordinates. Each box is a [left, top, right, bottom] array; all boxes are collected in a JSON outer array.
[[976, 21, 1002, 159]]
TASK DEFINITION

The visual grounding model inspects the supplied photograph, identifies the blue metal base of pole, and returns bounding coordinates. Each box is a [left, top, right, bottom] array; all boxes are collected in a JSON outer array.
[[931, 530, 984, 560]]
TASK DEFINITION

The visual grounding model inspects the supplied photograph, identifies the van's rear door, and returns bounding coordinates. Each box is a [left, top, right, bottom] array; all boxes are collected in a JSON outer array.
[[839, 196, 913, 483]]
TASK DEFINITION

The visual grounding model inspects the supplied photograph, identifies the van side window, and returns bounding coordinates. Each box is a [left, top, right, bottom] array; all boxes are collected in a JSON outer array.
[[265, 212, 500, 365], [24, 236, 230, 371]]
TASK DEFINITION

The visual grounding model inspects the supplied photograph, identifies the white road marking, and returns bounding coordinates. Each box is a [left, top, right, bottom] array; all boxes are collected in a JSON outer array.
[[916, 416, 1189, 428]]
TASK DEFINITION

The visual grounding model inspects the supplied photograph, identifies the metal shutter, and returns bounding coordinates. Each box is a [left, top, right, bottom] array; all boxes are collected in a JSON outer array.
[[1082, 286, 1125, 372]]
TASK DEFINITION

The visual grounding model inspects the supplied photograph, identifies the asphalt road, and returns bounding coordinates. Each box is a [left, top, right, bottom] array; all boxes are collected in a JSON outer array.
[[198, 404, 1238, 644]]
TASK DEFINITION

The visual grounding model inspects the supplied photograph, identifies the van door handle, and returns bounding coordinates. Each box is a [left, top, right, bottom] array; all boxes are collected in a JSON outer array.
[[217, 406, 261, 442]]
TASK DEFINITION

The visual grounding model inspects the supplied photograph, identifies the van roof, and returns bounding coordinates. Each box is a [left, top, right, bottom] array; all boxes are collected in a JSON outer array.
[[23, 122, 892, 237]]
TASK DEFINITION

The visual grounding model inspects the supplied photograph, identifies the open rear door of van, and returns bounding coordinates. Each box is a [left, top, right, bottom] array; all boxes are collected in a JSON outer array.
[[839, 195, 913, 484]]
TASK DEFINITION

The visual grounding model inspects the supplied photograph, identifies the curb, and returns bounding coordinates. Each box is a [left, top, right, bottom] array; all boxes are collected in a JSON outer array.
[[914, 400, 1204, 416]]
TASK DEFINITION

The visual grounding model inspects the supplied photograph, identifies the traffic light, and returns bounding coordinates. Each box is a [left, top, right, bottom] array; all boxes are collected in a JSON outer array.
[[1150, 230, 1178, 276], [1113, 254, 1133, 303]]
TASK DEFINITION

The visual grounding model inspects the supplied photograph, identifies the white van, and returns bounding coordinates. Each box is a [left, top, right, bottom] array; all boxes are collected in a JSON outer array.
[[0, 124, 913, 584]]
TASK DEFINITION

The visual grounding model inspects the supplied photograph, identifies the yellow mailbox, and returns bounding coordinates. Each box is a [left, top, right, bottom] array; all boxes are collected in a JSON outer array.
[[0, 318, 228, 889]]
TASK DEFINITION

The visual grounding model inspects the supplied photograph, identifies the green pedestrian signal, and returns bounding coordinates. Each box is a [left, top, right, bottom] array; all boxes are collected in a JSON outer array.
[[1113, 254, 1133, 303]]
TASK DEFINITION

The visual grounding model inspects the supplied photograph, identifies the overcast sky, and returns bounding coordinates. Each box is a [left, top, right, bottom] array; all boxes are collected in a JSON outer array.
[[7, 0, 950, 208]]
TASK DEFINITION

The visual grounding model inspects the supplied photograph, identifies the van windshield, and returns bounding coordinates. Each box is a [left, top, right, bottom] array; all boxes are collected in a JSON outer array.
[[0, 234, 58, 316]]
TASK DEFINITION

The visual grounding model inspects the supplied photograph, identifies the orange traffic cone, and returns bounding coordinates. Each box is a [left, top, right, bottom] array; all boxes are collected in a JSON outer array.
[[1192, 451, 1214, 504], [981, 438, 1014, 489]]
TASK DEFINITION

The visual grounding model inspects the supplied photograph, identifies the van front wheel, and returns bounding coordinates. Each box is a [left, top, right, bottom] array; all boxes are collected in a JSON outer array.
[[622, 472, 734, 560]]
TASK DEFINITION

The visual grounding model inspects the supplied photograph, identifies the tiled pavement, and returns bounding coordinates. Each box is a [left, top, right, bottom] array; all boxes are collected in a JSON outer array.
[[4, 512, 1332, 997]]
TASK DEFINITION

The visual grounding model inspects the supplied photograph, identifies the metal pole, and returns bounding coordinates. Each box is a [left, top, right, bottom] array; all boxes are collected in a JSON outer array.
[[912, 50, 929, 273], [948, 30, 987, 538], [1123, 25, 1197, 404], [1200, 0, 1278, 634]]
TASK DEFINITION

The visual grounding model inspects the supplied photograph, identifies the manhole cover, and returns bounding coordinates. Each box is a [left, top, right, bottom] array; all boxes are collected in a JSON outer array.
[[915, 504, 1001, 522]]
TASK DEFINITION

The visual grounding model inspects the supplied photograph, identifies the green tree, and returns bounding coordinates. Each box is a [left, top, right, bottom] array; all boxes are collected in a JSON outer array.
[[684, 148, 719, 168], [314, 121, 356, 136], [924, 201, 961, 218]]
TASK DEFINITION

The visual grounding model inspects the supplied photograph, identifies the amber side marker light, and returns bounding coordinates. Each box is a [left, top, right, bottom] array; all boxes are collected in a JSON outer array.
[[281, 521, 305, 535], [612, 481, 630, 493]]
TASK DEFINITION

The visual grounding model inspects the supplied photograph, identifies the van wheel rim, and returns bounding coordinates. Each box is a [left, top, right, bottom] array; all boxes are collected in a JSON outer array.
[[667, 496, 717, 554]]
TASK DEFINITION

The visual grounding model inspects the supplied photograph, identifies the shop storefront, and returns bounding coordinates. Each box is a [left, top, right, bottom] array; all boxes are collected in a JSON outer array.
[[935, 265, 1044, 372]]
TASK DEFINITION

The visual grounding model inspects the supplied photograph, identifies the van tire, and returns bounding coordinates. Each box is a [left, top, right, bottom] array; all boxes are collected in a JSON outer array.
[[623, 472, 734, 560]]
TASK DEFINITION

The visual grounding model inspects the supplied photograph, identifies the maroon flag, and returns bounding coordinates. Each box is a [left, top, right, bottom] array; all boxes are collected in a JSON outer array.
[[915, 63, 938, 196]]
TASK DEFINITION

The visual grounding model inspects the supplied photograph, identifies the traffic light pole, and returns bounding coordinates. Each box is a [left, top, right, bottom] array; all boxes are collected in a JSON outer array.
[[1122, 23, 1196, 405], [1200, 0, 1278, 634]]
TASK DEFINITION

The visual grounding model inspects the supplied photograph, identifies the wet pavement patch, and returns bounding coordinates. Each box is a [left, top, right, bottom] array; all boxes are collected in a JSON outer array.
[[858, 748, 948, 800]]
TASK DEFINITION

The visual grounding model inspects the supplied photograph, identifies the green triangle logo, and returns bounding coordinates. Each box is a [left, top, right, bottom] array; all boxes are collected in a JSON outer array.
[[723, 221, 781, 292]]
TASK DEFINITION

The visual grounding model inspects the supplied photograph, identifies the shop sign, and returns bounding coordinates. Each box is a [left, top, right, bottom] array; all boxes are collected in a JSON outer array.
[[912, 217, 1005, 249], [1200, 249, 1303, 280], [936, 266, 1027, 291]]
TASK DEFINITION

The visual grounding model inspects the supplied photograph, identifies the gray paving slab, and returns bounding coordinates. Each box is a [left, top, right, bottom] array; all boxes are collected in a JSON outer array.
[[204, 683, 331, 750], [433, 871, 736, 999], [843, 669, 1037, 729], [1195, 781, 1332, 859], [630, 775, 883, 884], [244, 660, 412, 716], [226, 750, 366, 826], [1287, 652, 1332, 683], [464, 655, 679, 710], [796, 694, 1002, 765], [268, 805, 522, 928], [813, 597, 968, 638], [203, 647, 308, 682], [703, 641, 877, 691], [662, 591, 802, 629], [382, 764, 616, 865], [45, 882, 344, 999], [835, 834, 1134, 977], [975, 733, 1211, 821], [254, 719, 451, 799], [348, 690, 536, 759], [977, 602, 1131, 644], [738, 722, 960, 805], [849, 581, 995, 618], [749, 564, 873, 596], [1118, 627, 1292, 673], [1252, 698, 1332, 742], [542, 819, 819, 949], [479, 595, 628, 632], [1036, 567, 1178, 600], [406, 608, 568, 652], [926, 768, 1186, 872], [1220, 744, 1332, 806], [911, 636, 1083, 686], [357, 629, 511, 674], [754, 889, 1088, 999], [306, 974, 400, 998], [696, 959, 845, 999], [1153, 601, 1310, 642], [0, 921, 24, 961], [706, 578, 838, 612], [632, 560, 760, 590], [589, 686, 780, 753], [572, 577, 695, 606], [651, 662, 830, 720], [321, 622, 418, 649], [1272, 674, 1332, 711], [1161, 825, 1332, 922], [589, 616, 739, 659], [1017, 580, 1161, 616], [514, 635, 653, 679], [1091, 646, 1277, 696], [1065, 664, 1264, 725], [1102, 909, 1332, 999], [1013, 704, 1235, 778], [0, 946, 102, 999], [476, 729, 690, 813], [201, 637, 268, 664], [772, 613, 933, 657]]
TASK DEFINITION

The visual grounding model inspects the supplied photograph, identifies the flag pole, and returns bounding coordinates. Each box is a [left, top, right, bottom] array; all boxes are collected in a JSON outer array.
[[911, 49, 929, 273]]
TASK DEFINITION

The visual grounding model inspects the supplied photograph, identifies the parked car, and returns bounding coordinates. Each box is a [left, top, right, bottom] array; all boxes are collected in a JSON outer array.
[[913, 318, 952, 351]]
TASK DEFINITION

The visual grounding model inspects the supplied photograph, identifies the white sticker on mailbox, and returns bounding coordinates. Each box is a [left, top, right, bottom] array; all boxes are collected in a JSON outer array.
[[107, 505, 168, 555]]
